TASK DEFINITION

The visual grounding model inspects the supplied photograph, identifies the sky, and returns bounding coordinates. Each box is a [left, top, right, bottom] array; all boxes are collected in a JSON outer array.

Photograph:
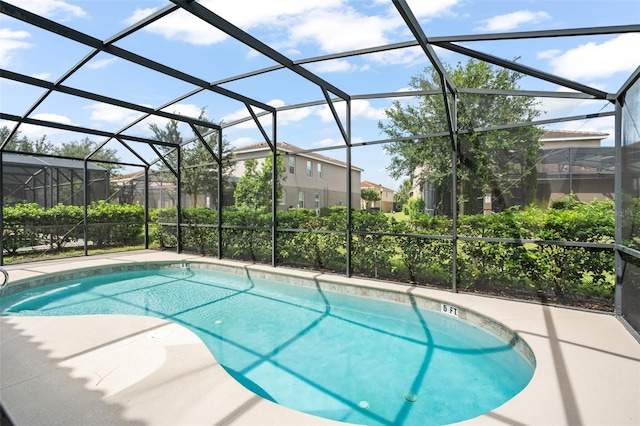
[[1, 0, 639, 190]]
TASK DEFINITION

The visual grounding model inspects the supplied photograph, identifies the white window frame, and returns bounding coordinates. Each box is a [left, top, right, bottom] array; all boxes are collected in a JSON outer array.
[[289, 157, 295, 175], [298, 191, 305, 208], [306, 160, 312, 178], [317, 163, 323, 179]]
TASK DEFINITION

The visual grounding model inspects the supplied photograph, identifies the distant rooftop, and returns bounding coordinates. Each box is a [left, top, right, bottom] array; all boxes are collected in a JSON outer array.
[[541, 129, 609, 141], [234, 142, 364, 171]]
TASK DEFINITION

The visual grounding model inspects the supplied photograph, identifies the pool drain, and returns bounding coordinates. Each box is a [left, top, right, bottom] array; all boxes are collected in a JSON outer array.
[[357, 400, 370, 410], [403, 391, 418, 402]]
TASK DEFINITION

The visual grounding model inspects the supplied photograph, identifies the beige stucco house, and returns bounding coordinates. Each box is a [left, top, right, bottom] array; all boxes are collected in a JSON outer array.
[[360, 180, 394, 212], [233, 142, 363, 211]]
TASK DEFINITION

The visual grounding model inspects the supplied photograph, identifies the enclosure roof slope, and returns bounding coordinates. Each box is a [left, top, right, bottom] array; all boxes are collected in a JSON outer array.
[[2, 154, 107, 171], [0, 0, 638, 182]]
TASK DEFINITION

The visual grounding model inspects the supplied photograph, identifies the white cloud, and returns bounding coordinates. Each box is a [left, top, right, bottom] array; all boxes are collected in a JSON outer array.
[[131, 8, 228, 45], [222, 100, 316, 129], [546, 34, 640, 81], [477, 10, 550, 32], [0, 28, 32, 67], [367, 45, 426, 66], [86, 58, 117, 70], [123, 7, 159, 25], [406, 0, 459, 19], [31, 72, 51, 80], [16, 0, 87, 21], [85, 103, 144, 124], [306, 59, 366, 73], [11, 113, 73, 141], [314, 138, 343, 147], [130, 0, 342, 46], [32, 113, 72, 125], [537, 49, 561, 60], [288, 8, 396, 53], [316, 100, 387, 123]]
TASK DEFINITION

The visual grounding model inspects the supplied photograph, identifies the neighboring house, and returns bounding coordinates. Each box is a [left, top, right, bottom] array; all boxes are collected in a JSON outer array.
[[233, 142, 363, 211], [3, 154, 109, 207], [537, 130, 613, 204], [111, 169, 176, 209], [415, 129, 614, 214], [360, 181, 394, 212]]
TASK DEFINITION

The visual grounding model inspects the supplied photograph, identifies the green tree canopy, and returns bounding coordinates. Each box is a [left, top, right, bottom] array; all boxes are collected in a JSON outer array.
[[234, 156, 285, 210], [1, 126, 54, 154], [1, 126, 121, 173], [361, 188, 381, 210], [149, 108, 234, 208], [380, 59, 543, 214], [53, 137, 122, 174]]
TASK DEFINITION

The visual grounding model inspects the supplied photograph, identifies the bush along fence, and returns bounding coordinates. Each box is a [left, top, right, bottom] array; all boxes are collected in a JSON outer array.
[[3, 197, 615, 310], [2, 201, 145, 255], [153, 198, 615, 310]]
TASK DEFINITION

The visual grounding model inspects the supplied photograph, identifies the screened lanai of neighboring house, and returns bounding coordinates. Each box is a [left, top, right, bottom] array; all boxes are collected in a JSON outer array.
[[2, 154, 109, 207], [1, 0, 639, 336]]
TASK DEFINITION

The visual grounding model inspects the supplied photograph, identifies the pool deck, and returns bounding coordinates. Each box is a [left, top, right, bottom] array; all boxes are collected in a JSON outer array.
[[1, 250, 639, 425]]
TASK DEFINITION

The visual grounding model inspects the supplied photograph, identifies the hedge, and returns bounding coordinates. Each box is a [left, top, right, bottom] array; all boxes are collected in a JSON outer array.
[[3, 197, 616, 309]]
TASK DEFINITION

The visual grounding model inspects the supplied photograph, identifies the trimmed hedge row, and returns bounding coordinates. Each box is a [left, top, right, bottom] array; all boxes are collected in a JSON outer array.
[[3, 197, 615, 308], [3, 201, 145, 253], [154, 198, 615, 307]]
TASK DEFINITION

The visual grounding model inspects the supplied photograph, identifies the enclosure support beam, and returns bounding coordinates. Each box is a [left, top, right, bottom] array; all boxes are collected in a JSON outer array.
[[176, 147, 182, 254], [144, 166, 150, 250], [217, 131, 223, 260], [170, 0, 349, 102], [272, 112, 278, 268], [451, 93, 459, 293], [434, 41, 610, 100], [614, 98, 623, 316], [83, 160, 89, 257], [346, 100, 353, 277]]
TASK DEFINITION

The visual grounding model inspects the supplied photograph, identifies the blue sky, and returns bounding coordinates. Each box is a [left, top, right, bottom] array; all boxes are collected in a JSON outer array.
[[1, 0, 639, 190]]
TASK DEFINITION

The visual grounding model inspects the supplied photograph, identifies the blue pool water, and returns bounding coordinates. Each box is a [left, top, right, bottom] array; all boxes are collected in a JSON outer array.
[[1, 267, 534, 425]]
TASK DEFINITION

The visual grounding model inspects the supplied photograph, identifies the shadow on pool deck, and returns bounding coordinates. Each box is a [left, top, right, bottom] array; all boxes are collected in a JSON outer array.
[[0, 316, 146, 425]]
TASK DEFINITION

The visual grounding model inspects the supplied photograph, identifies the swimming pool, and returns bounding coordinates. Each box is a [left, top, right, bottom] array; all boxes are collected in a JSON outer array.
[[1, 262, 535, 425]]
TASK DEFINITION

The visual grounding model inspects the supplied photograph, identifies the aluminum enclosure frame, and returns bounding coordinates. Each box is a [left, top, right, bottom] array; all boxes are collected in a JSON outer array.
[[1, 0, 639, 325]]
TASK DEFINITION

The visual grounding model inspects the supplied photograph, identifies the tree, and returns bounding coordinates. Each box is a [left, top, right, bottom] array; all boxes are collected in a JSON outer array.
[[149, 109, 234, 208], [380, 59, 543, 215], [54, 137, 122, 174], [361, 188, 381, 210], [1, 126, 54, 154], [234, 156, 285, 210], [393, 179, 412, 211]]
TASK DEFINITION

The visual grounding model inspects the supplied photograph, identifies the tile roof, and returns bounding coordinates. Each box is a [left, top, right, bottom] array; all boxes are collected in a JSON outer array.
[[541, 129, 609, 140], [361, 180, 394, 192], [233, 142, 363, 171]]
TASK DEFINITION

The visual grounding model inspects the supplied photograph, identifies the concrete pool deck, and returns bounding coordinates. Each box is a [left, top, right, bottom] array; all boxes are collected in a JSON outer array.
[[1, 250, 639, 425]]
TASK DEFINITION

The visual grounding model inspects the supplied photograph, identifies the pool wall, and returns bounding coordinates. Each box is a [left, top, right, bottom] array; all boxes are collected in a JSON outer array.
[[1, 260, 535, 369]]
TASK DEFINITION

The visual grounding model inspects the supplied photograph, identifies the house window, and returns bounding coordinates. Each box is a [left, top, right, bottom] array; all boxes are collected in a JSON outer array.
[[317, 163, 322, 179], [289, 157, 295, 174], [279, 190, 286, 206], [314, 193, 320, 209], [306, 160, 312, 177], [298, 191, 305, 208]]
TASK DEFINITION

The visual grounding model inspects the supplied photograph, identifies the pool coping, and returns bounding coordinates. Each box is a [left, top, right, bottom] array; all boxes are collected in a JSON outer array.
[[1, 250, 639, 425]]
